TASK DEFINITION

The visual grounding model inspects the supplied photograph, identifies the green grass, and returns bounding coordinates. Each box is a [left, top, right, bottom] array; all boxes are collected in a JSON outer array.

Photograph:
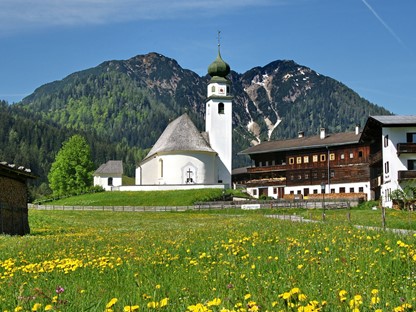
[[0, 209, 415, 312], [42, 189, 229, 206]]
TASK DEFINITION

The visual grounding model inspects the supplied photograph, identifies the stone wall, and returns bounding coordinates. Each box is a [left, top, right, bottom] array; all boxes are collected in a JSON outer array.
[[0, 176, 30, 235]]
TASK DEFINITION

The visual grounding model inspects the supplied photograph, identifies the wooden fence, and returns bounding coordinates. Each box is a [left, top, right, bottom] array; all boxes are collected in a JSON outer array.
[[29, 199, 357, 212]]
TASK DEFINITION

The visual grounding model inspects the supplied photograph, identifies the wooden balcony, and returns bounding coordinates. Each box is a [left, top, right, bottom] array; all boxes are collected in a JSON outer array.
[[398, 170, 416, 182], [370, 176, 382, 189], [369, 150, 382, 165], [397, 143, 416, 155], [247, 164, 287, 173]]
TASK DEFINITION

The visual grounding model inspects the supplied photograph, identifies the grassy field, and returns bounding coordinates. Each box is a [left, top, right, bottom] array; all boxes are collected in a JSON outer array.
[[0, 208, 415, 311], [37, 189, 236, 206]]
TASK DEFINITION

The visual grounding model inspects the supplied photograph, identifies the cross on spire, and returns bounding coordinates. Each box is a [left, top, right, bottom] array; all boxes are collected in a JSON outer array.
[[217, 30, 221, 52]]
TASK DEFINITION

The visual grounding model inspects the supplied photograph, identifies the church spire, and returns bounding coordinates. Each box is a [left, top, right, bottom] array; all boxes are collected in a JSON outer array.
[[208, 31, 230, 81]]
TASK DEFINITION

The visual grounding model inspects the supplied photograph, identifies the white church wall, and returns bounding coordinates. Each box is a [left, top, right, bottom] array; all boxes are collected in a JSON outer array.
[[136, 152, 217, 185]]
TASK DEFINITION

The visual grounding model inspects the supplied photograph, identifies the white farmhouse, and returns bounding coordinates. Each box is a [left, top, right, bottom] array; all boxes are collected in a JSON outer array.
[[362, 116, 416, 207], [93, 160, 123, 191]]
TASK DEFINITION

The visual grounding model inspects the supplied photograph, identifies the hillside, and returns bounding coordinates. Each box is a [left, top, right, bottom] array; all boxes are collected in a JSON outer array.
[[1, 53, 390, 195]]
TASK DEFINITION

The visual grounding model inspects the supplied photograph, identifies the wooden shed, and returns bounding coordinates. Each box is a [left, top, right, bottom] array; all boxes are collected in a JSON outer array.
[[0, 162, 36, 235]]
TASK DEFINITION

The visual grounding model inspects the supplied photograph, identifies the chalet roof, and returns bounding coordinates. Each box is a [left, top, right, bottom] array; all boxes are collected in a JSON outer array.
[[240, 131, 362, 155], [368, 115, 416, 126], [94, 160, 123, 175], [0, 161, 36, 180], [360, 115, 416, 143], [143, 113, 216, 160]]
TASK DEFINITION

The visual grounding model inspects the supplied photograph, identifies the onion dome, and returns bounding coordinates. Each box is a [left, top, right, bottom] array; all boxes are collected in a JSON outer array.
[[208, 49, 230, 79]]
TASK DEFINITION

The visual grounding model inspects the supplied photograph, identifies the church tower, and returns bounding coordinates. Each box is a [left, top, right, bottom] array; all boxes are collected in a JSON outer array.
[[205, 40, 233, 187]]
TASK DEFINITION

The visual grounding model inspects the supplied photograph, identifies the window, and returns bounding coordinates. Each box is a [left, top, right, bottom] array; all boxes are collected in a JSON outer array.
[[313, 189, 318, 194], [159, 159, 164, 178], [226, 86, 230, 94], [349, 152, 354, 159], [273, 188, 277, 194], [312, 172, 318, 179], [211, 85, 215, 93], [304, 156, 309, 163], [340, 153, 345, 160], [384, 135, 389, 147], [330, 170, 335, 178], [108, 177, 113, 186], [408, 159, 416, 170], [253, 189, 257, 196], [290, 174, 294, 181], [296, 157, 302, 164], [350, 187, 355, 193], [385, 161, 390, 174], [313, 155, 318, 162], [329, 153, 335, 161], [290, 191, 294, 195], [289, 157, 295, 165], [340, 187, 345, 193], [297, 174, 302, 180], [407, 133, 416, 143], [272, 160, 276, 166], [258, 161, 262, 167], [265, 161, 269, 166], [320, 154, 326, 162], [359, 187, 364, 193], [305, 173, 309, 179], [358, 151, 363, 157], [218, 102, 225, 114], [321, 172, 326, 178]]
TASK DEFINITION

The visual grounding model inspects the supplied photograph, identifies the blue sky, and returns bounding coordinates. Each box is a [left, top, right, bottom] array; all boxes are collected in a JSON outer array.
[[0, 0, 415, 115]]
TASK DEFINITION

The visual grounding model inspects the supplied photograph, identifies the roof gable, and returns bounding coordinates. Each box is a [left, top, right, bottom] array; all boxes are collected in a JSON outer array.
[[94, 160, 123, 175], [144, 113, 215, 160]]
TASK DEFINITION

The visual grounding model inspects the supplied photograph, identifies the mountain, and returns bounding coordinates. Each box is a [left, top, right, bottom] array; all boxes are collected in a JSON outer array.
[[2, 52, 390, 195]]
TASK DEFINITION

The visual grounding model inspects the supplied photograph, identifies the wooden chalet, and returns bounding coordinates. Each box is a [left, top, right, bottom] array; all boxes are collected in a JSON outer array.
[[236, 127, 372, 200]]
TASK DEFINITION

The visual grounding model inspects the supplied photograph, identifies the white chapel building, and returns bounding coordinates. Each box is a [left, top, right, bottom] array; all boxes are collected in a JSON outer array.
[[98, 47, 233, 191]]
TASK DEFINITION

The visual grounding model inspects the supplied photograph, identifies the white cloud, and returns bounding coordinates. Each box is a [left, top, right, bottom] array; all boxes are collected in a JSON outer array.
[[0, 0, 282, 35]]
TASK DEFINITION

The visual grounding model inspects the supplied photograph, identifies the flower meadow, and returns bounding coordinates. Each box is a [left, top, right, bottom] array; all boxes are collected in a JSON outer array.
[[0, 210, 415, 311]]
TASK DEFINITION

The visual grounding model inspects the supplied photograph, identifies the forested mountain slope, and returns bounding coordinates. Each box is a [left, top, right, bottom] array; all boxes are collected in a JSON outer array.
[[0, 52, 390, 195]]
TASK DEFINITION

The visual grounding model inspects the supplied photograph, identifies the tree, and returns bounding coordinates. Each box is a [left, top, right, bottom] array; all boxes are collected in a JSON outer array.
[[48, 135, 94, 196], [390, 182, 416, 211]]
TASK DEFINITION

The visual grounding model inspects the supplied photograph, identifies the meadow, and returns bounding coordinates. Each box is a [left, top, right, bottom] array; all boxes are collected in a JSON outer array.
[[0, 209, 415, 312]]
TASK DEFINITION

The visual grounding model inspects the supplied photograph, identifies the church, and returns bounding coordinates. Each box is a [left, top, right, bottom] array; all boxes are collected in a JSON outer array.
[[94, 46, 233, 191]]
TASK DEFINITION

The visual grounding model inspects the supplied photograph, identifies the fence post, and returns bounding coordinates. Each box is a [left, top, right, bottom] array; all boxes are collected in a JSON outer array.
[[382, 206, 386, 229]]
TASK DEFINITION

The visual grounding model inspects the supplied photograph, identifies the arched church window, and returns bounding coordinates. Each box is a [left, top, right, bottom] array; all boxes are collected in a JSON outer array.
[[159, 159, 163, 178], [108, 177, 113, 186], [218, 102, 225, 114], [211, 85, 215, 93]]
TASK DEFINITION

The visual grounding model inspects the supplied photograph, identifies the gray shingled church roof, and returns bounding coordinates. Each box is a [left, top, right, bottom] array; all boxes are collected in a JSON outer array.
[[94, 160, 123, 175], [144, 113, 215, 160]]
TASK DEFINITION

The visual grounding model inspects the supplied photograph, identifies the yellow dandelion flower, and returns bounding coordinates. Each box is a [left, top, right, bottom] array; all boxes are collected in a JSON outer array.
[[106, 298, 118, 308], [31, 303, 42, 312], [207, 298, 221, 306], [123, 305, 139, 312], [44, 305, 53, 311], [244, 293, 251, 300], [14, 307, 23, 312], [147, 301, 158, 309], [159, 298, 169, 307]]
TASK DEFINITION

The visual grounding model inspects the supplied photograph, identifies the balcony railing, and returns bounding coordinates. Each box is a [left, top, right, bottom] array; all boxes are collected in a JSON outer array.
[[398, 170, 416, 182], [247, 164, 287, 173], [397, 143, 416, 155]]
